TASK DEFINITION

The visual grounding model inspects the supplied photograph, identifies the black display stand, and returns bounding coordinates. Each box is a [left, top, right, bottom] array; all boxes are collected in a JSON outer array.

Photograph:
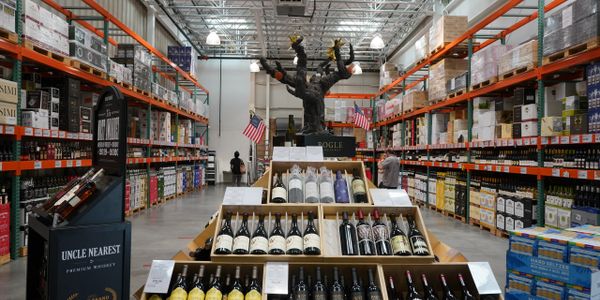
[[27, 86, 131, 300]]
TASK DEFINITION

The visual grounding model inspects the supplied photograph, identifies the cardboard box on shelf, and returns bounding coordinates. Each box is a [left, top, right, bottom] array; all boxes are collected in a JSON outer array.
[[499, 123, 513, 139], [0, 100, 16, 125], [403, 91, 428, 112], [521, 121, 538, 137], [428, 15, 468, 52], [545, 82, 577, 117], [499, 40, 538, 76], [563, 95, 588, 111], [566, 114, 589, 134], [0, 78, 17, 104], [428, 58, 468, 102], [471, 44, 511, 87], [521, 104, 538, 121], [21, 110, 48, 129], [541, 117, 563, 136]]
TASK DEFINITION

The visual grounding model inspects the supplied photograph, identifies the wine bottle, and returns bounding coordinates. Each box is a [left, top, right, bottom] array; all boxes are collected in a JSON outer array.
[[54, 168, 105, 220], [303, 211, 321, 255], [356, 210, 376, 256], [268, 213, 286, 255], [224, 273, 232, 300], [313, 267, 327, 300], [286, 213, 303, 255], [271, 174, 287, 203], [227, 266, 244, 300], [188, 265, 206, 300], [295, 267, 308, 300], [422, 274, 437, 300], [439, 274, 456, 300], [206, 266, 223, 300], [366, 269, 382, 300], [371, 210, 392, 256], [288, 275, 297, 300], [215, 212, 234, 254], [245, 266, 262, 300], [288, 164, 304, 203], [350, 268, 364, 300], [387, 277, 401, 300], [351, 169, 368, 203], [285, 114, 296, 147], [339, 211, 358, 256], [233, 213, 250, 254], [250, 215, 268, 255], [330, 267, 345, 300], [334, 170, 350, 203], [457, 274, 474, 300], [390, 214, 412, 256], [408, 217, 430, 256], [318, 167, 335, 203], [405, 271, 423, 300], [307, 274, 313, 300], [168, 265, 189, 300], [305, 167, 319, 203]]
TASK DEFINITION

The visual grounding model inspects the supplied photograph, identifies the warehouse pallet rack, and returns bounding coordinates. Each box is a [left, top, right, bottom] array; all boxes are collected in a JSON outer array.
[[0, 0, 210, 260], [367, 0, 600, 235]]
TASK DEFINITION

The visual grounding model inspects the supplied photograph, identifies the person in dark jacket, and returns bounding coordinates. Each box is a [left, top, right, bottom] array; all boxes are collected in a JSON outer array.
[[230, 151, 244, 186]]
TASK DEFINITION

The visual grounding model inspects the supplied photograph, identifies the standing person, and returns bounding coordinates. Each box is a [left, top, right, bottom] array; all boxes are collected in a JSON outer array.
[[230, 151, 245, 186], [378, 151, 399, 189]]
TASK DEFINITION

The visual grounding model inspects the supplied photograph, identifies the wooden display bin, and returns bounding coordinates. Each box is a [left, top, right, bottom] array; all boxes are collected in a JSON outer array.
[[267, 161, 372, 205], [320, 205, 435, 263], [211, 204, 324, 262]]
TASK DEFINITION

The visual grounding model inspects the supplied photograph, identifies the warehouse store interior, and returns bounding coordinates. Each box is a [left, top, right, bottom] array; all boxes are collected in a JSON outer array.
[[0, 0, 600, 299]]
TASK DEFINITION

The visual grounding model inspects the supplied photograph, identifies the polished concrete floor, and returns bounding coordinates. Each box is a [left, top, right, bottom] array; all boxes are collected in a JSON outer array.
[[0, 184, 508, 299]]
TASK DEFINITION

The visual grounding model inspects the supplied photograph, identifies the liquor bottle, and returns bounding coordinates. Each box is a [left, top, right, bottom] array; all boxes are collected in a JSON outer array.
[[387, 277, 401, 300], [250, 214, 268, 254], [286, 213, 303, 255], [206, 265, 224, 300], [288, 164, 304, 203], [330, 268, 345, 300], [245, 266, 262, 300], [54, 168, 105, 220], [215, 212, 234, 254], [356, 210, 376, 256], [334, 170, 350, 203], [405, 271, 423, 300], [313, 267, 327, 300], [168, 264, 189, 300], [439, 274, 456, 300], [227, 266, 244, 300], [305, 167, 319, 203], [233, 213, 250, 254], [457, 274, 474, 300], [271, 174, 287, 203], [303, 211, 321, 255], [408, 217, 430, 256], [42, 168, 95, 210], [295, 267, 308, 300], [285, 114, 296, 147], [422, 274, 437, 300], [371, 209, 392, 256], [390, 214, 412, 256], [188, 265, 206, 300], [318, 167, 335, 203], [339, 211, 358, 255], [268, 213, 286, 255], [350, 268, 364, 300], [366, 269, 382, 300], [351, 169, 368, 203]]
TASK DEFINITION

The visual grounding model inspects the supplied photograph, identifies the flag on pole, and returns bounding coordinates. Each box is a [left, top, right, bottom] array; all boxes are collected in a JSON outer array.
[[354, 103, 370, 130], [243, 114, 266, 143]]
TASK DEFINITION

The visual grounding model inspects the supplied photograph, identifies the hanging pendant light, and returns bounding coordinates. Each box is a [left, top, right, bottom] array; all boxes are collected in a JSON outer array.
[[249, 60, 260, 73], [370, 34, 385, 49], [206, 30, 221, 45]]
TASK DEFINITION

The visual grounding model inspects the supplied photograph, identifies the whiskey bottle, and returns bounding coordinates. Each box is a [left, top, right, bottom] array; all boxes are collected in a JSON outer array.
[[303, 211, 321, 255], [245, 266, 262, 300], [268, 213, 286, 255], [215, 212, 234, 254], [356, 210, 376, 256], [250, 215, 268, 255], [168, 264, 189, 300], [286, 213, 303, 255], [55, 168, 105, 221], [339, 211, 358, 255], [43, 168, 95, 210], [372, 209, 392, 256], [271, 174, 287, 203], [351, 168, 368, 203], [187, 265, 206, 300], [390, 214, 412, 256], [232, 213, 250, 254]]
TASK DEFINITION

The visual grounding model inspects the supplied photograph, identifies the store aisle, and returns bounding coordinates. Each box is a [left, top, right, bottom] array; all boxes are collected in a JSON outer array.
[[0, 184, 507, 299]]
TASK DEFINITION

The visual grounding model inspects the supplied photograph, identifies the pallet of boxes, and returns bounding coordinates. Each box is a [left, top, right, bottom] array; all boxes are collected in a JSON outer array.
[[379, 62, 398, 89], [471, 44, 511, 90], [428, 58, 468, 104], [498, 40, 538, 80], [429, 15, 468, 54]]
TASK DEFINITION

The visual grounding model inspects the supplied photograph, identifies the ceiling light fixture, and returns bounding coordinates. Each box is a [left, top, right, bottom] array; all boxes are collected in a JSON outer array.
[[370, 34, 385, 49], [353, 62, 362, 75], [206, 30, 220, 45], [293, 56, 298, 65], [250, 60, 260, 73]]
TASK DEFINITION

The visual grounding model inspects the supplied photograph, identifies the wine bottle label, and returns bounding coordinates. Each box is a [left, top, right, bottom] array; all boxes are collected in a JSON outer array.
[[271, 187, 287, 201], [410, 236, 430, 255], [319, 182, 334, 202], [351, 292, 365, 300], [391, 235, 411, 254], [295, 291, 308, 300], [357, 224, 373, 241], [372, 224, 389, 242], [169, 287, 188, 300], [303, 233, 320, 249], [289, 178, 302, 190], [268, 235, 286, 251], [286, 235, 303, 251], [233, 236, 250, 252], [313, 291, 327, 300], [352, 179, 366, 194], [305, 182, 319, 200], [188, 287, 206, 300], [215, 234, 233, 251], [250, 236, 268, 253], [69, 195, 82, 206], [206, 287, 223, 300], [367, 291, 382, 300], [330, 292, 345, 300], [245, 289, 261, 300], [228, 289, 244, 300]]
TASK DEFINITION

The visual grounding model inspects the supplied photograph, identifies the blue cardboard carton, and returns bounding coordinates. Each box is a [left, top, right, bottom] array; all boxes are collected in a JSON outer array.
[[507, 251, 598, 287], [509, 227, 561, 256]]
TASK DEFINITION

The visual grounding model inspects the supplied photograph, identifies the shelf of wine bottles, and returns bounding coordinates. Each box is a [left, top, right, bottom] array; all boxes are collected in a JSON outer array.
[[545, 179, 600, 229], [268, 161, 371, 205]]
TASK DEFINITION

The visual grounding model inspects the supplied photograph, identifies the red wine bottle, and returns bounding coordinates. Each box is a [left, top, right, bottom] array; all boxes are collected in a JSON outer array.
[[406, 271, 423, 300], [215, 212, 234, 254], [422, 274, 438, 300], [440, 274, 456, 300], [457, 274, 474, 300], [386, 276, 401, 300], [303, 212, 321, 255], [356, 209, 376, 256], [286, 213, 303, 255], [268, 213, 286, 255], [339, 211, 358, 255], [371, 209, 392, 256]]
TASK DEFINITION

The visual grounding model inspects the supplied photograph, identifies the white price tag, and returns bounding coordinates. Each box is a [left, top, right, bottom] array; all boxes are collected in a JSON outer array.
[[4, 126, 13, 135], [59, 131, 66, 138], [34, 161, 42, 169], [496, 166, 502, 172], [552, 169, 560, 177], [531, 138, 537, 145], [572, 135, 581, 144], [67, 160, 73, 167], [508, 140, 514, 146], [552, 136, 559, 144], [51, 131, 58, 138], [370, 188, 412, 207], [264, 262, 289, 295], [223, 187, 263, 205], [54, 161, 62, 168], [272, 147, 290, 161], [144, 260, 176, 294], [306, 146, 324, 161], [475, 165, 480, 170], [520, 167, 527, 174], [524, 139, 530, 146], [541, 137, 548, 145], [43, 130, 50, 137], [578, 170, 588, 179], [76, 160, 82, 167], [596, 134, 600, 143], [504, 166, 510, 173], [485, 165, 492, 171], [583, 134, 593, 143], [24, 127, 33, 136], [0, 125, 3, 133], [516, 139, 523, 146], [34, 128, 42, 136], [0, 162, 3, 171], [561, 136, 570, 144]]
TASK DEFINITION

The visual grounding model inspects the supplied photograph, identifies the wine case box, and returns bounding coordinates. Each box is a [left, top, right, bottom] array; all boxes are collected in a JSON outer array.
[[267, 161, 372, 205], [211, 204, 325, 262], [320, 205, 435, 263]]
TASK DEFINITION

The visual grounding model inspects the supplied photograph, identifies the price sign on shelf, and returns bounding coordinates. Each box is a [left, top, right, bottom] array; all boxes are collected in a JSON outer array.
[[144, 260, 176, 294], [504, 166, 510, 173], [524, 139, 530, 146], [59, 131, 66, 138], [43, 130, 50, 137], [34, 128, 42, 136], [54, 161, 62, 168], [76, 160, 82, 167], [5, 126, 13, 135], [552, 136, 559, 144], [51, 131, 58, 138], [34, 161, 42, 169], [596, 134, 600, 143], [583, 134, 593, 143], [578, 170, 588, 180], [264, 262, 289, 295], [24, 127, 33, 136], [496, 166, 502, 172], [552, 169, 560, 177], [67, 160, 73, 167], [0, 162, 3, 171], [520, 167, 527, 174], [561, 136, 570, 144]]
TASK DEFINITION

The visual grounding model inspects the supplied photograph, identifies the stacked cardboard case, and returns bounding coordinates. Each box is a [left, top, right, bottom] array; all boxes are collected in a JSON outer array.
[[498, 40, 538, 77], [23, 0, 69, 56], [0, 0, 16, 33], [414, 33, 429, 62], [0, 78, 17, 126], [68, 24, 108, 72], [167, 46, 198, 79], [543, 0, 600, 58], [470, 44, 510, 88], [379, 62, 398, 88], [113, 44, 152, 93], [109, 60, 133, 85], [428, 58, 467, 103], [428, 15, 468, 53]]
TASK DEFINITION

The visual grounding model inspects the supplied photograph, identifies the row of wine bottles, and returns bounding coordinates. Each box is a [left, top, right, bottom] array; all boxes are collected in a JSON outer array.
[[214, 212, 321, 255], [271, 166, 367, 204], [388, 270, 474, 300], [21, 140, 92, 161], [284, 267, 382, 300], [338, 210, 430, 256], [149, 265, 262, 300]]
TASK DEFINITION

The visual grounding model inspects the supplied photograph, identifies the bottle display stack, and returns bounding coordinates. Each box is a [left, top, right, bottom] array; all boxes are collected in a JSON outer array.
[[0, 0, 210, 261]]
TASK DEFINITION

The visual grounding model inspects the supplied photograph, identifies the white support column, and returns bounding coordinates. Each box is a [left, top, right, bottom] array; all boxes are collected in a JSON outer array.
[[265, 74, 271, 159], [146, 5, 156, 46]]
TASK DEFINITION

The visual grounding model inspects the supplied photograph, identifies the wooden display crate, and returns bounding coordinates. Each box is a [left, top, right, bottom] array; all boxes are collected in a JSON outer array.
[[211, 204, 324, 262], [267, 161, 372, 205], [320, 205, 435, 263]]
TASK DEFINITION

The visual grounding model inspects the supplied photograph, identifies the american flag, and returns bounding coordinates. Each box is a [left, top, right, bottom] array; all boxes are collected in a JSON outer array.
[[243, 114, 266, 143], [354, 103, 370, 130]]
